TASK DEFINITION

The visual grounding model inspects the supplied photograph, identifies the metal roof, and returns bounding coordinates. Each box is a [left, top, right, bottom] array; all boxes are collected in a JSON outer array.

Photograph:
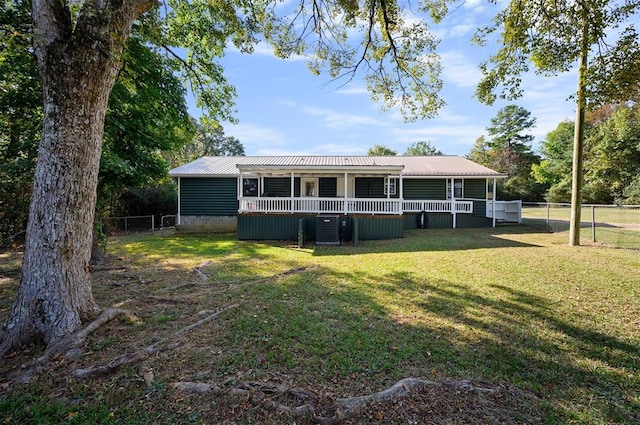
[[168, 156, 507, 178]]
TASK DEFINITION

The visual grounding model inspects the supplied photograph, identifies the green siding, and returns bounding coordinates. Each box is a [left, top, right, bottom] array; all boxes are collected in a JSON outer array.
[[404, 212, 491, 229], [319, 178, 337, 197], [464, 179, 486, 199], [402, 179, 447, 200], [472, 200, 487, 217], [237, 214, 314, 240], [456, 214, 493, 228], [180, 178, 238, 216], [263, 177, 301, 197], [238, 214, 401, 241], [355, 177, 385, 198], [462, 180, 487, 217], [404, 212, 453, 229], [353, 216, 404, 239]]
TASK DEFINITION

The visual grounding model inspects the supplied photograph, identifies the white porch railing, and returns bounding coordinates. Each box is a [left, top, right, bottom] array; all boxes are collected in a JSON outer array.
[[239, 197, 474, 215], [402, 200, 473, 213], [486, 200, 522, 223]]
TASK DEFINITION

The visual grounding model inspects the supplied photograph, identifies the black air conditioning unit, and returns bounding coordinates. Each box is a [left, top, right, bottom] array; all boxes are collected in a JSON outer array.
[[316, 215, 340, 245]]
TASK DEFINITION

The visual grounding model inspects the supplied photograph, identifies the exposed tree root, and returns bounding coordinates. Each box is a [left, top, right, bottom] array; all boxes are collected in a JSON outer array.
[[172, 377, 498, 424], [10, 308, 134, 384], [166, 266, 309, 293], [90, 265, 128, 272], [213, 266, 308, 293], [192, 260, 211, 281], [73, 303, 241, 380]]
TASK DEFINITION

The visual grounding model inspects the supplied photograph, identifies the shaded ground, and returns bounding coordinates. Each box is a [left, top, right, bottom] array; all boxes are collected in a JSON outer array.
[[3, 228, 638, 424], [0, 246, 545, 424]]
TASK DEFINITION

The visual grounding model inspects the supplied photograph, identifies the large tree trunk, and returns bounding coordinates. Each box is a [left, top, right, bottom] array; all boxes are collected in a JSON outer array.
[[569, 16, 589, 247], [0, 0, 154, 354]]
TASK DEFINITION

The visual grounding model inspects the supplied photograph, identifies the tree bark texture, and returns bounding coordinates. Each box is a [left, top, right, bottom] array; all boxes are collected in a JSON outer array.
[[0, 0, 155, 354], [569, 15, 589, 247]]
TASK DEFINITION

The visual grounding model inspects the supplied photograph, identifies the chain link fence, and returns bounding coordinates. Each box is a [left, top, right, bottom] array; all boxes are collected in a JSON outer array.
[[522, 203, 640, 249]]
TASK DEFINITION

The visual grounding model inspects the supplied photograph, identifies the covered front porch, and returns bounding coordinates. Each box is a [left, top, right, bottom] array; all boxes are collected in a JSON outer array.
[[236, 162, 488, 227]]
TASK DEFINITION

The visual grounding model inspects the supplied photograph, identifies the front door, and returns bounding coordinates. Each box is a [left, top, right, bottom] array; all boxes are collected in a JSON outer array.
[[301, 178, 318, 197]]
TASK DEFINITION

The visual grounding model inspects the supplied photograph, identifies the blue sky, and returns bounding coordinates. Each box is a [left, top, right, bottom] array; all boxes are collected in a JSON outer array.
[[188, 1, 578, 157]]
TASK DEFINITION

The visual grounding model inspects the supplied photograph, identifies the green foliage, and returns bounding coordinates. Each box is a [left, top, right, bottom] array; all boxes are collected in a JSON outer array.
[[535, 106, 640, 204], [623, 175, 640, 204], [474, 0, 638, 108], [367, 144, 397, 156], [531, 121, 575, 203], [260, 0, 450, 121], [99, 34, 195, 215], [0, 3, 195, 244], [468, 105, 544, 201], [584, 104, 640, 204], [0, 0, 41, 246], [165, 118, 245, 168], [404, 140, 442, 156]]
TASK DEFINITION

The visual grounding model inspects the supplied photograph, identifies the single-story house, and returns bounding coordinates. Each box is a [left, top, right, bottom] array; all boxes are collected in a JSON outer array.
[[168, 156, 520, 242]]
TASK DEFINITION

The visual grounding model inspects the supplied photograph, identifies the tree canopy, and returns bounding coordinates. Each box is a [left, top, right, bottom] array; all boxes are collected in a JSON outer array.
[[165, 119, 245, 169], [404, 141, 442, 156], [474, 0, 640, 244], [368, 144, 398, 156], [0, 1, 195, 246], [1, 0, 463, 354], [467, 105, 544, 201], [534, 104, 640, 205]]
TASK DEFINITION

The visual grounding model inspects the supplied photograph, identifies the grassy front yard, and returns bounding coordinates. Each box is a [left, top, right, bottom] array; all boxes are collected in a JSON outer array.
[[1, 225, 638, 423]]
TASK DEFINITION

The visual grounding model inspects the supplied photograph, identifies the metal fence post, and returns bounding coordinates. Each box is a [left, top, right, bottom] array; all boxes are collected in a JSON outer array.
[[592, 205, 596, 243]]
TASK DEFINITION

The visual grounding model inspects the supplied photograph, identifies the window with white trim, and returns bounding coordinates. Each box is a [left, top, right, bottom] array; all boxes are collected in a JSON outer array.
[[446, 179, 463, 199], [384, 177, 397, 196], [242, 178, 259, 197]]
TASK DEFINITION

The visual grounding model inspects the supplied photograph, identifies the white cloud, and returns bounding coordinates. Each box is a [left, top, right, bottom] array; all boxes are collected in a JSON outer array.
[[225, 123, 289, 150], [302, 106, 384, 129], [307, 143, 369, 155], [336, 86, 369, 96], [440, 51, 482, 88]]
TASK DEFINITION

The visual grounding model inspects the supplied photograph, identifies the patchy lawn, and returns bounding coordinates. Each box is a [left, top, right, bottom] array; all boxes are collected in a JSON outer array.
[[1, 226, 639, 424]]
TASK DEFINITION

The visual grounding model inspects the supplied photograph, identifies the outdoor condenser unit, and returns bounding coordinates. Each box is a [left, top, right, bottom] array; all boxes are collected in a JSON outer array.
[[316, 215, 340, 245]]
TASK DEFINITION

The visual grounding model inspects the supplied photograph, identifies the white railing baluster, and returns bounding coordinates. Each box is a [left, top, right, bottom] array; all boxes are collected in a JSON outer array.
[[239, 197, 474, 215]]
